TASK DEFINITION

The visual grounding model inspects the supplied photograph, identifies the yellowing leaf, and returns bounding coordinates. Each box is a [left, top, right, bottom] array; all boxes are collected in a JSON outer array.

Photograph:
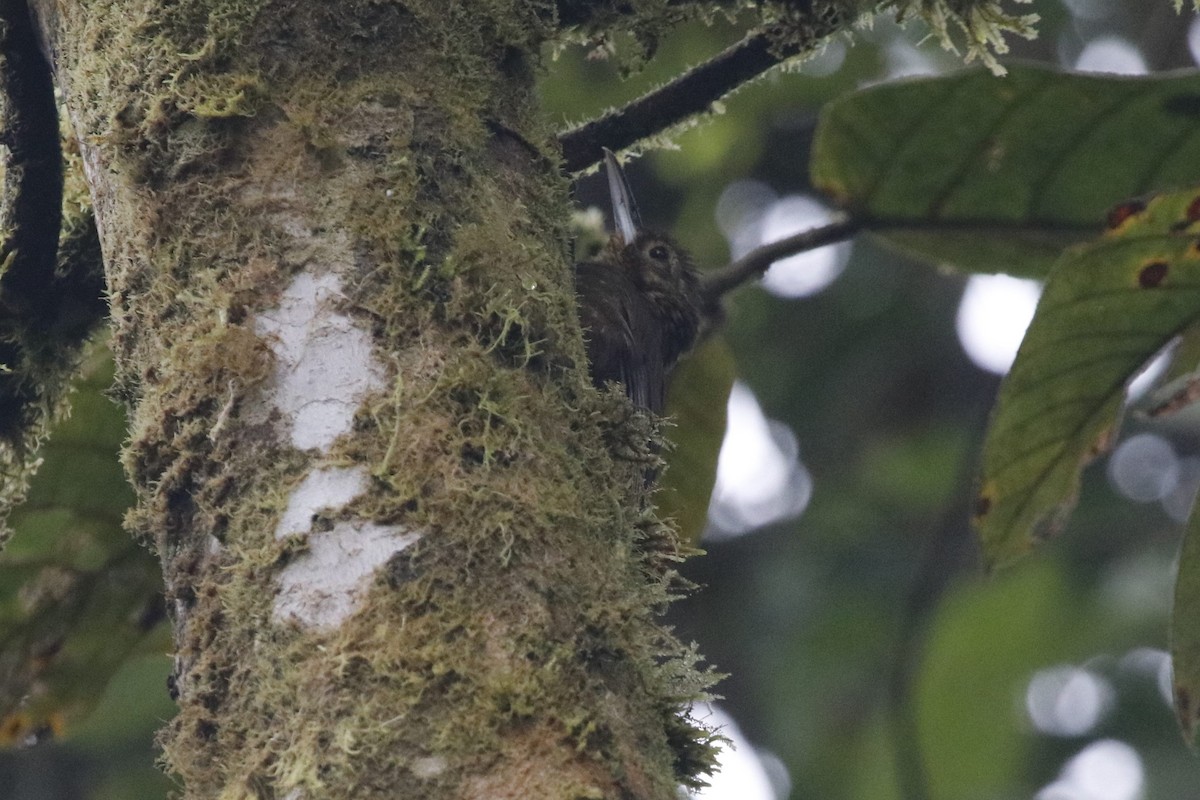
[[977, 189, 1200, 567]]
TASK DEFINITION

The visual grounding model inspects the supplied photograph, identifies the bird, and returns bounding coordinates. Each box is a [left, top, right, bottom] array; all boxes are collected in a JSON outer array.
[[574, 149, 703, 415]]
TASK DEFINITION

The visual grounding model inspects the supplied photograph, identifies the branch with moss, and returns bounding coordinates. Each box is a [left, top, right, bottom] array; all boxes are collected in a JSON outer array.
[[558, 0, 1041, 171], [0, 0, 107, 547], [559, 24, 832, 173]]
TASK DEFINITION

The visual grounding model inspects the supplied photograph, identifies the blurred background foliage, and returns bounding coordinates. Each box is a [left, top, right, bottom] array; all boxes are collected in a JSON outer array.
[[7, 1, 1200, 798], [550, 2, 1200, 798]]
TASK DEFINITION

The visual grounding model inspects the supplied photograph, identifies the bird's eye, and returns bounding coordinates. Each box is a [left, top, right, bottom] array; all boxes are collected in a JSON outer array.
[[648, 245, 670, 261]]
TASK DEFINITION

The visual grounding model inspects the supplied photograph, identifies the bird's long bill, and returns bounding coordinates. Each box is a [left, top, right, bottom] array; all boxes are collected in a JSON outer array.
[[603, 148, 641, 246]]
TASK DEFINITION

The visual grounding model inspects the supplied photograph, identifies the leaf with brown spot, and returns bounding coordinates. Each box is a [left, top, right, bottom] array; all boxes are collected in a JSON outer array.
[[1138, 260, 1170, 288], [1107, 200, 1147, 231], [812, 65, 1200, 277], [977, 189, 1200, 568]]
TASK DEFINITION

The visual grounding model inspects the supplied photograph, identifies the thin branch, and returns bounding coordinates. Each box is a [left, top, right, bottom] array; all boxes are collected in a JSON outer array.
[[560, 25, 822, 173], [700, 216, 861, 304], [886, 410, 987, 800]]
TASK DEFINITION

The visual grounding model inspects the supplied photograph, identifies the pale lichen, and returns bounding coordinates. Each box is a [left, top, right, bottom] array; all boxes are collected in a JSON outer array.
[[254, 271, 386, 451], [901, 0, 1038, 75], [273, 465, 421, 630]]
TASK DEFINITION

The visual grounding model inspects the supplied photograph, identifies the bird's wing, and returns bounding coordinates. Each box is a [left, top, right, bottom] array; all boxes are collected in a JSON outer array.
[[574, 261, 665, 413]]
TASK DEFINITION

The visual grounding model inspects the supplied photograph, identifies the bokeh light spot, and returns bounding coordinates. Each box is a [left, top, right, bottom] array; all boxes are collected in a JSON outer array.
[[1036, 740, 1144, 800], [1190, 16, 1200, 66], [716, 185, 850, 299], [715, 180, 776, 258], [708, 382, 811, 538], [1107, 433, 1179, 504], [1074, 37, 1147, 75], [1120, 647, 1174, 708], [757, 196, 850, 298], [955, 274, 1041, 375], [1026, 665, 1114, 737]]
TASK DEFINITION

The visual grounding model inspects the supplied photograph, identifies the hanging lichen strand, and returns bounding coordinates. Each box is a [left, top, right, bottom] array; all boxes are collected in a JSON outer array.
[[34, 0, 718, 797]]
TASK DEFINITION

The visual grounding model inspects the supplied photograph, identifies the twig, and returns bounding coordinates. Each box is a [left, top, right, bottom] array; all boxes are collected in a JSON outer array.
[[560, 27, 814, 173], [886, 409, 987, 800], [700, 216, 861, 304]]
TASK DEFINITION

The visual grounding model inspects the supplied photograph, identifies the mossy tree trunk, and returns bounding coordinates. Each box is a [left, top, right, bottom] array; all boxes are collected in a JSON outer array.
[[29, 1, 712, 797]]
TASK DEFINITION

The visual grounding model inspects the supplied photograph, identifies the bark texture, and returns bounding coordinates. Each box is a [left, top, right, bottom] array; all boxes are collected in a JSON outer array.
[[32, 1, 712, 797]]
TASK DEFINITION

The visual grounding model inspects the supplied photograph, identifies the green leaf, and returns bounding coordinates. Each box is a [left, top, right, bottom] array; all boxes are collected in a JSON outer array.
[[917, 560, 1081, 799], [0, 342, 163, 746], [811, 63, 1200, 277], [660, 335, 735, 546], [1172, 506, 1200, 747], [975, 188, 1200, 568]]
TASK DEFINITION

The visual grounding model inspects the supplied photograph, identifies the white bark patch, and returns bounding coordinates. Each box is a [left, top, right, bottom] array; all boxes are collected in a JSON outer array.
[[411, 756, 448, 779], [255, 272, 385, 451], [276, 467, 369, 537], [274, 467, 421, 631]]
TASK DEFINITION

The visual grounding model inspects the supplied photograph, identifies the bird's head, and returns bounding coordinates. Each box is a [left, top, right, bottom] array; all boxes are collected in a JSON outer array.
[[602, 149, 701, 312]]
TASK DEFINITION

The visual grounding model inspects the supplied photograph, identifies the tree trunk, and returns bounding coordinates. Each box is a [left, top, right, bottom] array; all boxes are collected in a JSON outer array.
[[30, 1, 712, 796]]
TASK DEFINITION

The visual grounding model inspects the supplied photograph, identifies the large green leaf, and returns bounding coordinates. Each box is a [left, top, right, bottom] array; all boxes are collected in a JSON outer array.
[[916, 560, 1082, 799], [811, 64, 1200, 277], [0, 343, 163, 746], [661, 335, 735, 545], [976, 189, 1200, 568]]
